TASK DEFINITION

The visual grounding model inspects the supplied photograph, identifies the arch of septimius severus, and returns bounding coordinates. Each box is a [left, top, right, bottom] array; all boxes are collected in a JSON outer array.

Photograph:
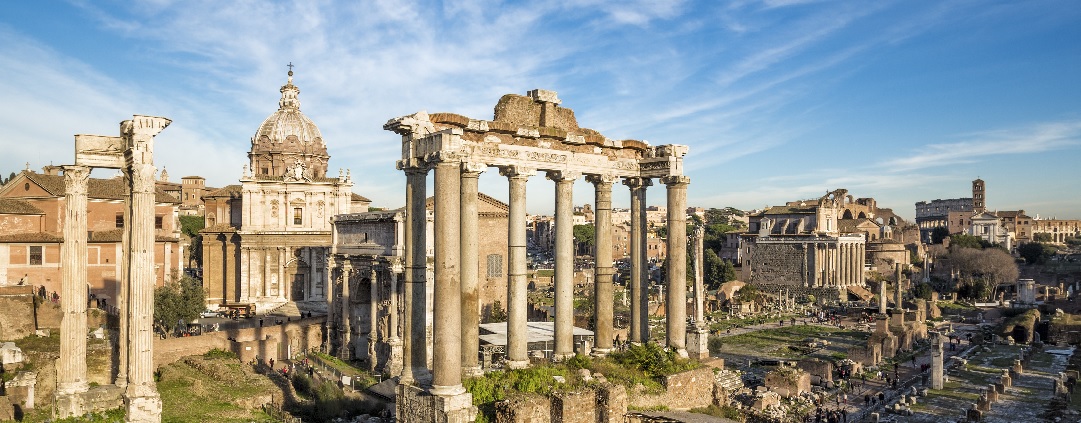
[[384, 89, 691, 422], [53, 116, 171, 422]]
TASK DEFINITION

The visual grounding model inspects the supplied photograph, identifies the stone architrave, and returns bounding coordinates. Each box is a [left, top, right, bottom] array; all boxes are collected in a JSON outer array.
[[588, 174, 617, 355], [663, 175, 691, 357]]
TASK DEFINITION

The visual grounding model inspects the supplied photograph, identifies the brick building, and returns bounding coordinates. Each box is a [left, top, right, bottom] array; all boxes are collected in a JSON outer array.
[[0, 168, 182, 302]]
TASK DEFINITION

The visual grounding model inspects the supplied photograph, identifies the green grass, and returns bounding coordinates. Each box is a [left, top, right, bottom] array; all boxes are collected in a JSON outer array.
[[157, 356, 280, 422], [721, 325, 842, 357]]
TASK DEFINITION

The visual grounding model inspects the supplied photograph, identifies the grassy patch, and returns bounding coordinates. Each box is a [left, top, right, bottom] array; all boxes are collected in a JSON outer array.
[[690, 404, 744, 420], [157, 356, 280, 422]]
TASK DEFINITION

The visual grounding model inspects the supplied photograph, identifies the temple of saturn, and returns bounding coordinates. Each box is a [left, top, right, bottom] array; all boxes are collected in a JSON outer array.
[[54, 115, 171, 422], [383, 89, 693, 422]]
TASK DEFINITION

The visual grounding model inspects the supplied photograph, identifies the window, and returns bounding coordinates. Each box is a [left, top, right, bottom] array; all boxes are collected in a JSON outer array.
[[293, 207, 303, 225], [29, 246, 43, 265], [115, 213, 124, 228], [155, 216, 164, 229], [486, 254, 503, 278]]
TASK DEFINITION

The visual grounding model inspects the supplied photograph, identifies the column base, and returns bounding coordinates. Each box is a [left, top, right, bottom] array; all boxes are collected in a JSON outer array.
[[505, 359, 530, 370], [431, 383, 467, 397], [55, 392, 87, 419], [124, 391, 162, 423], [675, 348, 689, 359], [57, 381, 90, 397], [686, 328, 710, 360], [397, 383, 477, 423]]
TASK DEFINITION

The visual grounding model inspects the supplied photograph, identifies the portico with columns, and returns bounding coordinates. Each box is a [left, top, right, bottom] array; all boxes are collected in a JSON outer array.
[[385, 89, 691, 422]]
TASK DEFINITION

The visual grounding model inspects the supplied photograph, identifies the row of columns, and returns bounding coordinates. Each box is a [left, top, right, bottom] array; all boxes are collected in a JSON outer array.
[[398, 155, 691, 397]]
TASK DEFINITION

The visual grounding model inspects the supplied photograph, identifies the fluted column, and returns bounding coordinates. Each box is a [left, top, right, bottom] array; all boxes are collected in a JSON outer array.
[[588, 174, 616, 355], [662, 176, 690, 357], [548, 170, 579, 360], [123, 115, 170, 422], [400, 165, 431, 385], [691, 224, 706, 326], [501, 165, 534, 368], [460, 162, 485, 376], [58, 165, 90, 396], [341, 261, 353, 360], [623, 177, 650, 343], [431, 157, 464, 396]]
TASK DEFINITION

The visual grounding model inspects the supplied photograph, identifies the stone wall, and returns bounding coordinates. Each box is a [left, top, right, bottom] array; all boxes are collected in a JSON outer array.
[[797, 358, 833, 385], [551, 390, 595, 423], [153, 317, 324, 368], [764, 367, 810, 398], [0, 286, 37, 339], [629, 366, 715, 410], [748, 243, 806, 287], [495, 394, 550, 423], [493, 384, 627, 423]]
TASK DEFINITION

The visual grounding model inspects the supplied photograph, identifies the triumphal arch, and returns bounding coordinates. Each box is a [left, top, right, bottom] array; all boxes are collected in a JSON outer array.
[[385, 89, 691, 422]]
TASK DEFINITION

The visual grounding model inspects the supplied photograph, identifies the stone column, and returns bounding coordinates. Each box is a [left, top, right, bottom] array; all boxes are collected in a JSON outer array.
[[501, 166, 534, 368], [460, 162, 485, 376], [879, 277, 887, 314], [400, 165, 431, 385], [368, 267, 379, 371], [387, 260, 403, 377], [588, 175, 616, 355], [686, 223, 709, 359], [123, 116, 170, 422], [623, 177, 650, 343], [57, 165, 90, 414], [895, 263, 903, 308], [431, 157, 464, 396], [548, 170, 579, 360], [341, 261, 353, 360], [662, 176, 690, 357], [931, 332, 944, 389]]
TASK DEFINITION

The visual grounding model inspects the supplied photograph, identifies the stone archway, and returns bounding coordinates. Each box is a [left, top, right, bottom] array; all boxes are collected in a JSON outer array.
[[843, 210, 854, 219]]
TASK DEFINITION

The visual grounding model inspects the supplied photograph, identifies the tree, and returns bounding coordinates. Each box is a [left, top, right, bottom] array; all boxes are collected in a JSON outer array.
[[703, 249, 736, 290], [573, 224, 595, 256], [154, 274, 207, 337], [179, 215, 205, 268], [931, 227, 951, 245], [1017, 242, 1056, 265], [949, 233, 990, 250], [1034, 233, 1053, 243], [947, 247, 1018, 301]]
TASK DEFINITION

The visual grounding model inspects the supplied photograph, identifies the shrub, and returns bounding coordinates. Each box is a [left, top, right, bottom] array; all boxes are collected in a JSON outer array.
[[707, 336, 723, 355]]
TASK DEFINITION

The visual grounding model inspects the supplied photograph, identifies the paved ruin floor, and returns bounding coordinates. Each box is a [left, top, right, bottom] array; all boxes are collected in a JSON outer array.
[[904, 344, 1073, 422]]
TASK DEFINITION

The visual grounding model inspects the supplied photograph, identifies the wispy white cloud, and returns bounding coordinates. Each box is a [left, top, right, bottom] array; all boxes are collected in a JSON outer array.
[[882, 120, 1081, 171]]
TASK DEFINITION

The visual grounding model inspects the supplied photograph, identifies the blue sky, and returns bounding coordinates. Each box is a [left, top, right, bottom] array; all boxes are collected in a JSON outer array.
[[2, 0, 1079, 220]]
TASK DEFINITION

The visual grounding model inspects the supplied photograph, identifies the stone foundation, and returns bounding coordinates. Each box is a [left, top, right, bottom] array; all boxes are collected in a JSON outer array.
[[125, 391, 163, 423], [397, 383, 477, 423], [55, 385, 124, 419], [629, 367, 714, 410], [685, 329, 709, 360]]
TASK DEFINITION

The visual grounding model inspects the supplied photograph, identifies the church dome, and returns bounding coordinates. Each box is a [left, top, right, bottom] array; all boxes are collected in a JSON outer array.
[[248, 69, 330, 179]]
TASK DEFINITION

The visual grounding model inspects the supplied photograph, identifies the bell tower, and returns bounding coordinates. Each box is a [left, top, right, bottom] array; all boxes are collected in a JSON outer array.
[[972, 178, 985, 213]]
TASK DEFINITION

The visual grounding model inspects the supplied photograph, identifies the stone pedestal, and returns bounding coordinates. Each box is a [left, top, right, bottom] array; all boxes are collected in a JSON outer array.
[[931, 332, 944, 390], [686, 328, 710, 360], [397, 383, 477, 423], [1012, 359, 1023, 375], [124, 391, 163, 423]]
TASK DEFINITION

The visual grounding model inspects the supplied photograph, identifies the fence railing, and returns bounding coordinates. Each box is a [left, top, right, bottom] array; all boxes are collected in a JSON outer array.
[[262, 403, 302, 423]]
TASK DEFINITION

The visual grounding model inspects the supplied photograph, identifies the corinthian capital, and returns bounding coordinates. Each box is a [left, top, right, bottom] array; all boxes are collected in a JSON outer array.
[[62, 165, 91, 195], [661, 175, 691, 187], [545, 170, 581, 183], [585, 174, 618, 187], [499, 165, 536, 180]]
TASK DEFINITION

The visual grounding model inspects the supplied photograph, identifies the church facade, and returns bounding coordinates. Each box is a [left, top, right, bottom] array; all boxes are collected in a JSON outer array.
[[201, 71, 369, 309]]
